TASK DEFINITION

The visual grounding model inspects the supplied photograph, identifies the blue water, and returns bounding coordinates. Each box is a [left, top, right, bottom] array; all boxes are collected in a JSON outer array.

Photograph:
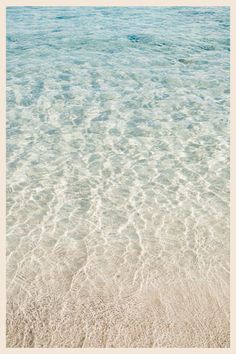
[[6, 7, 230, 347]]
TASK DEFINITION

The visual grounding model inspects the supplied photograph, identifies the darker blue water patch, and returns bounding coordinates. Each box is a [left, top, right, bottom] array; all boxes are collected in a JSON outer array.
[[106, 47, 121, 54], [172, 113, 187, 121], [73, 59, 85, 65], [7, 35, 18, 43], [31, 80, 44, 99], [6, 143, 19, 154], [14, 45, 31, 52], [7, 90, 16, 105], [91, 79, 100, 89], [155, 41, 167, 47], [144, 120, 158, 127], [58, 74, 71, 81], [73, 118, 82, 126], [43, 43, 59, 49], [62, 84, 70, 91], [219, 22, 230, 30], [127, 34, 155, 45], [127, 34, 147, 43], [55, 15, 77, 20], [190, 10, 216, 16], [222, 38, 230, 52], [20, 95, 34, 107], [127, 34, 170, 51], [178, 58, 194, 65], [71, 106, 83, 116], [154, 93, 169, 101], [46, 128, 60, 135], [199, 44, 215, 51], [63, 92, 74, 100], [178, 8, 217, 16], [6, 126, 22, 139], [92, 111, 110, 122]]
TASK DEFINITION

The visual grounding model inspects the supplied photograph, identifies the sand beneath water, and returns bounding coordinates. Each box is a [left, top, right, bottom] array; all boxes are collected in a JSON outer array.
[[7, 276, 229, 347]]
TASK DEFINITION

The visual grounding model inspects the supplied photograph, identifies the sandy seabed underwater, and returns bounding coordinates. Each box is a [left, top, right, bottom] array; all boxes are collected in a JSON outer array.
[[6, 7, 230, 347]]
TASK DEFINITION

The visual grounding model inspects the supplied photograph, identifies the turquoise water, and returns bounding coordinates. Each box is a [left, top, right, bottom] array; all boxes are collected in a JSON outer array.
[[6, 7, 230, 347]]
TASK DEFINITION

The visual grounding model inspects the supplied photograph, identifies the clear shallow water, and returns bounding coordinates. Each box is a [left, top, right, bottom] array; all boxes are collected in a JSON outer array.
[[6, 7, 230, 347]]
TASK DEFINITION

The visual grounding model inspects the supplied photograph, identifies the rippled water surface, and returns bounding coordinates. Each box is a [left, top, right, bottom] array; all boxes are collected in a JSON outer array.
[[6, 7, 230, 347]]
